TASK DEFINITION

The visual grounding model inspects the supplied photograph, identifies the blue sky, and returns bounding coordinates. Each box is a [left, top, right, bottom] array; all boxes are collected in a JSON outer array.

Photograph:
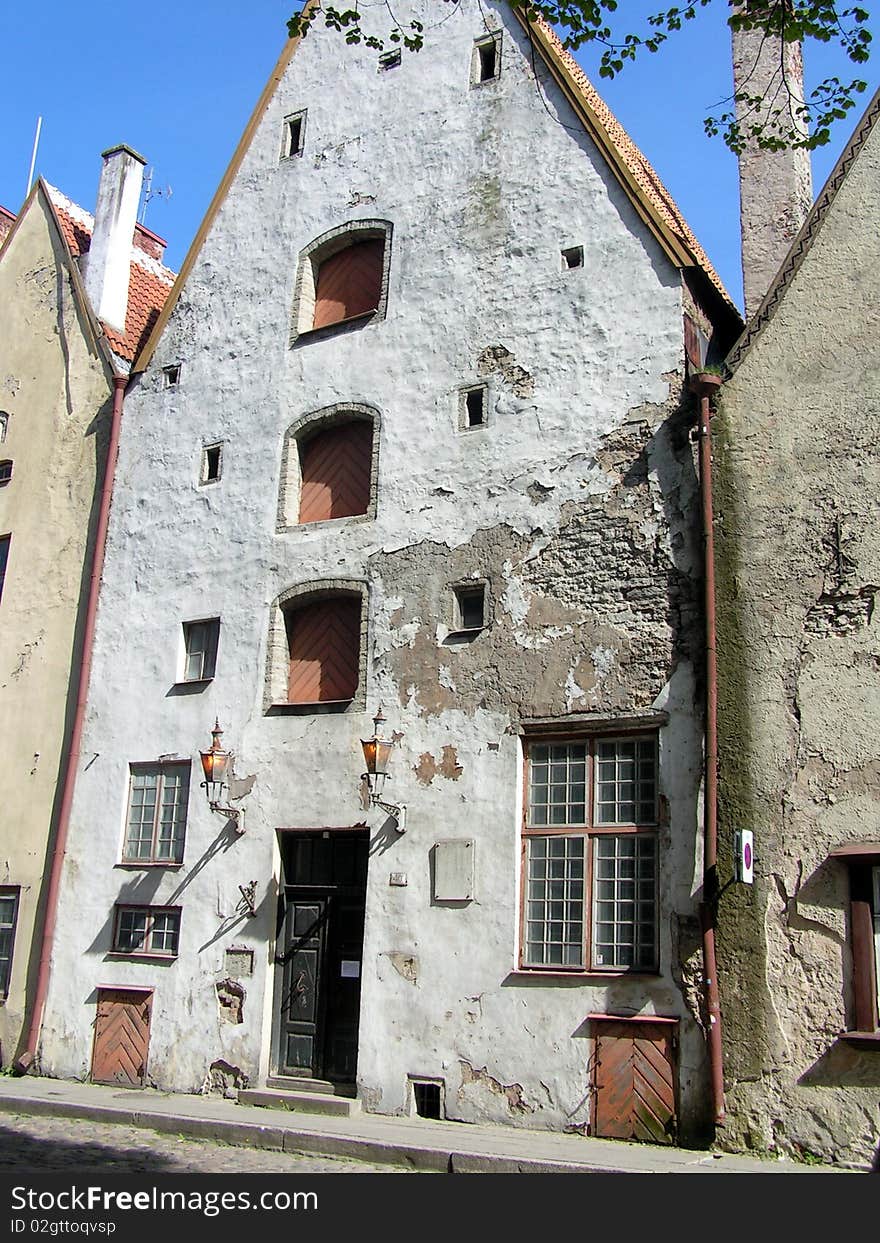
[[2, 1, 876, 311]]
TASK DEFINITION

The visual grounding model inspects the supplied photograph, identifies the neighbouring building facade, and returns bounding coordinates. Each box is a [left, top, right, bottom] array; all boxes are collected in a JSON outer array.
[[37, 3, 742, 1143], [715, 89, 880, 1168], [0, 153, 174, 1068]]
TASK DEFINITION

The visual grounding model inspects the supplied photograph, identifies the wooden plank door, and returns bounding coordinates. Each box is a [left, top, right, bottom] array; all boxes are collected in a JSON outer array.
[[275, 896, 329, 1078], [91, 989, 152, 1087], [298, 420, 372, 524], [286, 596, 360, 704], [593, 1019, 677, 1144]]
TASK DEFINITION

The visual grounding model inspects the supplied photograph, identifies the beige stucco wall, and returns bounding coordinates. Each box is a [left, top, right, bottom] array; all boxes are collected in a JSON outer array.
[[714, 111, 880, 1168], [0, 192, 112, 1063]]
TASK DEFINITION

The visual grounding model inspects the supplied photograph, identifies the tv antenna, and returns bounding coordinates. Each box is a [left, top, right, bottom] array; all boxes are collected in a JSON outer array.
[[139, 166, 172, 226]]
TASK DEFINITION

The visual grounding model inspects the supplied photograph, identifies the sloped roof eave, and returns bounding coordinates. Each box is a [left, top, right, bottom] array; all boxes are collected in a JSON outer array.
[[725, 85, 880, 374]]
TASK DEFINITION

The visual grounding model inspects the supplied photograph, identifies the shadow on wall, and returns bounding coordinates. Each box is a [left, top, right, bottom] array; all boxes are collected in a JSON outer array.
[[798, 1040, 880, 1089]]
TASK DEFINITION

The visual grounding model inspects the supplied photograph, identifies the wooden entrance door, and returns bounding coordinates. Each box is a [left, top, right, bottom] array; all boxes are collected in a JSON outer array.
[[91, 989, 152, 1086], [592, 1017, 678, 1144], [274, 832, 368, 1082]]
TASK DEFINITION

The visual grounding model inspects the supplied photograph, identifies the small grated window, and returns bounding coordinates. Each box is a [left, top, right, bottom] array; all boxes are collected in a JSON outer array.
[[413, 1081, 442, 1119]]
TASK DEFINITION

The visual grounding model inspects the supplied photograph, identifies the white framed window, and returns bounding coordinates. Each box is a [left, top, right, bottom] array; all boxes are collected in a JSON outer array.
[[181, 618, 219, 682], [0, 887, 20, 998], [113, 905, 181, 958], [522, 736, 659, 972], [122, 763, 190, 864]]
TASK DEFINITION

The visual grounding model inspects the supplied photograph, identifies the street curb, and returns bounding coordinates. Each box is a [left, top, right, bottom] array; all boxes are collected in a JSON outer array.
[[0, 1093, 618, 1174]]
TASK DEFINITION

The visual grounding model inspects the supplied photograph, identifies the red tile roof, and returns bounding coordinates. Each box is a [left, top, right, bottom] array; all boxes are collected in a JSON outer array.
[[46, 186, 175, 364]]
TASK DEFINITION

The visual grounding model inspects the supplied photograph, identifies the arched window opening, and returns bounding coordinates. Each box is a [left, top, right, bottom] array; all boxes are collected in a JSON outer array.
[[284, 593, 361, 704], [292, 221, 392, 342], [313, 238, 384, 330], [298, 419, 373, 524]]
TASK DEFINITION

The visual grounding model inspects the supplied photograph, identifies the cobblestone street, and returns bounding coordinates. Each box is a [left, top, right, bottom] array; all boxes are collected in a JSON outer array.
[[0, 1112, 414, 1174]]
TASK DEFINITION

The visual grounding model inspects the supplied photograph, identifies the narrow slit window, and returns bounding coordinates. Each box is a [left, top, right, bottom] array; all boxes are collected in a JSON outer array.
[[201, 443, 222, 484], [0, 413, 8, 443], [379, 49, 402, 70], [282, 111, 306, 159], [460, 385, 488, 431], [562, 246, 584, 270], [473, 34, 501, 85]]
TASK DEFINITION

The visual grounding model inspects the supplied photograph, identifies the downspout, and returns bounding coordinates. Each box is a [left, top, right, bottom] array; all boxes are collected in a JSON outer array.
[[690, 371, 726, 1127], [16, 372, 128, 1073]]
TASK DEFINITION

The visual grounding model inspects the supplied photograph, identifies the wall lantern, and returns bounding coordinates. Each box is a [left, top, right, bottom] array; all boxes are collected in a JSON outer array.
[[200, 719, 245, 832], [361, 706, 406, 832]]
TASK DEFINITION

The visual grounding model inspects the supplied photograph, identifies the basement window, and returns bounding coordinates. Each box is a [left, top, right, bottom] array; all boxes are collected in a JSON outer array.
[[562, 246, 584, 270], [201, 442, 223, 485], [411, 1079, 444, 1120], [282, 110, 306, 159], [379, 49, 402, 70], [162, 365, 181, 388], [473, 33, 501, 85]]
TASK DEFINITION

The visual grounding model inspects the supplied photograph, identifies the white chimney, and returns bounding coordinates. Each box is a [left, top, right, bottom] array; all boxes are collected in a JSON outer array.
[[732, 25, 813, 319], [81, 144, 146, 333]]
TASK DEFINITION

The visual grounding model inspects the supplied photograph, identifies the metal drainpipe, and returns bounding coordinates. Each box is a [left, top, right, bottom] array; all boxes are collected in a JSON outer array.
[[690, 371, 726, 1127], [16, 372, 128, 1073]]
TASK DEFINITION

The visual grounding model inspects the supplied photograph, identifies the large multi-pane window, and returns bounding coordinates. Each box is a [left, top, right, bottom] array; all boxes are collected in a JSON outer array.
[[522, 736, 659, 972], [113, 905, 180, 957], [122, 764, 190, 864], [0, 888, 19, 997]]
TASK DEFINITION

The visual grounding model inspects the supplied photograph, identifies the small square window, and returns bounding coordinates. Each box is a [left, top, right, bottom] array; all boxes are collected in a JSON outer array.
[[162, 365, 181, 388], [379, 49, 402, 70], [282, 111, 306, 159], [113, 905, 180, 957], [473, 34, 501, 85], [182, 618, 220, 682], [0, 461, 12, 486], [201, 443, 222, 485], [459, 385, 488, 431], [454, 584, 486, 632], [562, 246, 584, 270]]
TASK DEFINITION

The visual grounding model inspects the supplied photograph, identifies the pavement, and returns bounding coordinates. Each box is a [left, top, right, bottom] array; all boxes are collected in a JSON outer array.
[[0, 1074, 848, 1173]]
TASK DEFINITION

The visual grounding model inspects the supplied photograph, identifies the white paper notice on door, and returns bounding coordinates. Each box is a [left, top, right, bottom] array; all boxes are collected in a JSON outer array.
[[341, 960, 360, 978]]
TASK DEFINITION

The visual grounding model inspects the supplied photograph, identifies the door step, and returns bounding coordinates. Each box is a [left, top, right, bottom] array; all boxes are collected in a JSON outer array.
[[239, 1084, 361, 1118], [265, 1076, 355, 1098]]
